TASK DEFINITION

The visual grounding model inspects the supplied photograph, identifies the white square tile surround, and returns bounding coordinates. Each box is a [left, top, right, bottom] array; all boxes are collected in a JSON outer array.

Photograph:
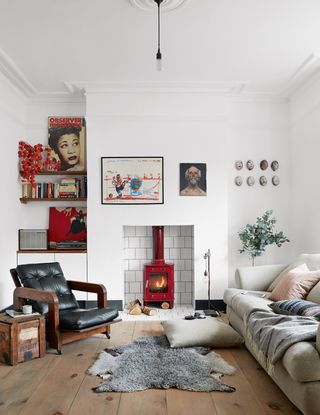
[[123, 226, 194, 306]]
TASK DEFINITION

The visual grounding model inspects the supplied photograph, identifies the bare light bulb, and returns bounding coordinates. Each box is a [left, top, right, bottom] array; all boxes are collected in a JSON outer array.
[[156, 50, 162, 71]]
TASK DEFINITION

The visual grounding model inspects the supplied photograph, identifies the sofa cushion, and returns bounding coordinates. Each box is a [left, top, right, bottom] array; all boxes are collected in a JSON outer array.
[[267, 253, 320, 292], [306, 281, 320, 304], [267, 258, 305, 291], [269, 300, 320, 320], [269, 264, 320, 301], [224, 288, 271, 319], [282, 341, 320, 382], [162, 318, 243, 348]]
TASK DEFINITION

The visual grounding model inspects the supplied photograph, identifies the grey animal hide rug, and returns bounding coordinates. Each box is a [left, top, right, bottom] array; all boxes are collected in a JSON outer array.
[[88, 335, 236, 393]]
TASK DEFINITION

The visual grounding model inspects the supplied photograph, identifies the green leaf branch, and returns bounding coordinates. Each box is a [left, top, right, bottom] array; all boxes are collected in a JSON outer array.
[[238, 210, 289, 266]]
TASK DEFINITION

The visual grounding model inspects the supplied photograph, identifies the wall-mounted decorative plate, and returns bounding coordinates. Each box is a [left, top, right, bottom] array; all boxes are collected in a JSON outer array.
[[271, 160, 279, 171], [246, 160, 254, 170], [128, 0, 190, 11], [235, 160, 243, 170], [259, 176, 267, 186], [235, 176, 243, 186], [272, 176, 280, 186], [260, 160, 268, 170], [247, 176, 255, 186]]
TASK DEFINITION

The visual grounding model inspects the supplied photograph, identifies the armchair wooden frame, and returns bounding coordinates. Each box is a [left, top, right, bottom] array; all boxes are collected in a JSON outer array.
[[10, 269, 121, 354]]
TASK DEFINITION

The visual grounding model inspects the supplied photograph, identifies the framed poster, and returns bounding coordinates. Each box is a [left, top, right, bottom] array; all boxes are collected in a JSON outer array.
[[101, 157, 164, 204], [48, 117, 86, 172], [179, 163, 207, 196], [48, 207, 87, 249]]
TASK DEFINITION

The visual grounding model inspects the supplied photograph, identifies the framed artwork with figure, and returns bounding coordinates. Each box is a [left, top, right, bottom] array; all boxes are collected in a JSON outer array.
[[180, 163, 207, 196], [48, 116, 86, 172], [48, 207, 87, 249], [101, 157, 164, 205]]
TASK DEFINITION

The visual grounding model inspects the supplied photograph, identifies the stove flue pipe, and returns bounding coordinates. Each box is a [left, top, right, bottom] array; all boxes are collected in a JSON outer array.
[[152, 226, 165, 264]]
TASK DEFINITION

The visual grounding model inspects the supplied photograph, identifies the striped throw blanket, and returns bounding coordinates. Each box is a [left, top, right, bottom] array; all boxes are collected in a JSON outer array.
[[246, 309, 318, 364]]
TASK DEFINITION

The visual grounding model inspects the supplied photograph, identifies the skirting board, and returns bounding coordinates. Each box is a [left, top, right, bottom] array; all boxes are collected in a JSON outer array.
[[78, 300, 123, 311], [195, 299, 226, 312]]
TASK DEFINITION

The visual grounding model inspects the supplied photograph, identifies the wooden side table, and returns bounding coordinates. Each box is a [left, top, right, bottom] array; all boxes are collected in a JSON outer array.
[[0, 313, 46, 365]]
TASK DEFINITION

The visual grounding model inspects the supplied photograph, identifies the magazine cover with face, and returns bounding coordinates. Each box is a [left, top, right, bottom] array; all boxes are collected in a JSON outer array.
[[48, 117, 86, 172], [48, 207, 87, 249]]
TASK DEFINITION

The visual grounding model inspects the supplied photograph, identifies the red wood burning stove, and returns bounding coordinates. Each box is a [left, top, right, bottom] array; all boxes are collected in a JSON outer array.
[[144, 226, 174, 308]]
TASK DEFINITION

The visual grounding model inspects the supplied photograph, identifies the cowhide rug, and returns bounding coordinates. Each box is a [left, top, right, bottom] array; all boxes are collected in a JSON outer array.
[[88, 335, 236, 393]]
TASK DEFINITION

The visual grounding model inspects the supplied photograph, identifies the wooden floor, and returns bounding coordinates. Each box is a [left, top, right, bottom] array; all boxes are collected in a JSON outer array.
[[0, 320, 302, 415]]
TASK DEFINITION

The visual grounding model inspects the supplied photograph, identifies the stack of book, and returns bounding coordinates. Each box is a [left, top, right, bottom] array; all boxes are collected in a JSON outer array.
[[59, 178, 77, 198], [21, 177, 87, 199]]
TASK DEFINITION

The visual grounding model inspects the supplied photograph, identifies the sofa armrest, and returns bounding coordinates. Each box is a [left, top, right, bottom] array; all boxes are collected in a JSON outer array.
[[67, 280, 107, 308], [235, 264, 287, 291]]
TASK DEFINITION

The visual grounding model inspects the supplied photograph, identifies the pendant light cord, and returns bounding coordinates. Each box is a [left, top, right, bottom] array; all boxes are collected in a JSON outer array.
[[158, 2, 160, 52]]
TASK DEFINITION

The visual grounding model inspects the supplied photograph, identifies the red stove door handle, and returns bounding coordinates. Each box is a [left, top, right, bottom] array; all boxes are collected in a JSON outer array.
[[146, 280, 149, 288]]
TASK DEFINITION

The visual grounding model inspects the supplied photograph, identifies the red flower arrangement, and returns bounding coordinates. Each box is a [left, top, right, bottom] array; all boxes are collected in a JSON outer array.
[[18, 141, 61, 188]]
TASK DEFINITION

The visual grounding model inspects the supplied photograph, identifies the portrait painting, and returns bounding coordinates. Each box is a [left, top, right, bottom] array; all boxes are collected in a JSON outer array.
[[180, 163, 207, 196], [48, 117, 86, 172], [101, 157, 164, 204]]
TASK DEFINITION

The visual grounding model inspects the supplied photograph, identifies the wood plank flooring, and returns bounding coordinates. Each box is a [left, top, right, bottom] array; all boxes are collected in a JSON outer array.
[[0, 320, 302, 415]]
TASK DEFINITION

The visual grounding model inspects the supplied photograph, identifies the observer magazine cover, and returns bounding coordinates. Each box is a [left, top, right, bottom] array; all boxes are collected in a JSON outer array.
[[48, 117, 86, 172]]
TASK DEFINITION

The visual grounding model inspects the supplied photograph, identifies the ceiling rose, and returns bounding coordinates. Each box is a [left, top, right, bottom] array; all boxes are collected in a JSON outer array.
[[129, 0, 190, 12]]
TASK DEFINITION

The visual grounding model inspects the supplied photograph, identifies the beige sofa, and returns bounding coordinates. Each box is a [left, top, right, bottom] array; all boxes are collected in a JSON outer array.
[[224, 254, 320, 415]]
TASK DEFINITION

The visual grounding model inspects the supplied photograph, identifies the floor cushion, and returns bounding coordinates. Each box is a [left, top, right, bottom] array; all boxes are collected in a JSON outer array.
[[162, 317, 243, 348]]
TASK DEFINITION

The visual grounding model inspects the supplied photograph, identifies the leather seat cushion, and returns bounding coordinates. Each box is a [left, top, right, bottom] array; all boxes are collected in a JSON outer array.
[[59, 307, 119, 330], [16, 262, 79, 314]]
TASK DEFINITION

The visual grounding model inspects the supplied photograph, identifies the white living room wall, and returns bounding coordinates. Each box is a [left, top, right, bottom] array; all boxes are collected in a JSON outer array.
[[0, 85, 295, 309], [0, 73, 26, 308], [290, 76, 320, 255], [85, 88, 229, 304], [227, 99, 293, 286]]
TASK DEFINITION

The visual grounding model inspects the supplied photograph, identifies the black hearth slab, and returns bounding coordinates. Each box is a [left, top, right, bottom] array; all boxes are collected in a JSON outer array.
[[195, 299, 226, 312]]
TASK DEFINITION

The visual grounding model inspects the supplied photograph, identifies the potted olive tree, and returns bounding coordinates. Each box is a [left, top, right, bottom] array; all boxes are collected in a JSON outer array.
[[238, 210, 289, 266]]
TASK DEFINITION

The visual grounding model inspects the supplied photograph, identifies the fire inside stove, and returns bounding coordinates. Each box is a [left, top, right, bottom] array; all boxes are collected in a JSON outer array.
[[149, 272, 168, 293]]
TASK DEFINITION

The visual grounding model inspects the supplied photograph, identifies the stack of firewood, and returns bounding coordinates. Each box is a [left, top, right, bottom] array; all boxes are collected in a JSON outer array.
[[125, 299, 156, 316]]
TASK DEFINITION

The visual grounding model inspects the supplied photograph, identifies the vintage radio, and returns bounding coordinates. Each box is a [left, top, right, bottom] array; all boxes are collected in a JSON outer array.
[[18, 229, 48, 250]]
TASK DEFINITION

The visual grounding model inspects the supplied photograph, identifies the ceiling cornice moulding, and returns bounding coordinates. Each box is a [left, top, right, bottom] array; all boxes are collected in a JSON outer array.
[[65, 81, 248, 95], [128, 0, 190, 12], [0, 47, 36, 98], [282, 53, 320, 98]]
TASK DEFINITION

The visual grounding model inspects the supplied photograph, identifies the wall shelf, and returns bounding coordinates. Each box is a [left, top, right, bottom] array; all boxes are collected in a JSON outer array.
[[20, 171, 87, 176], [20, 197, 87, 204], [17, 250, 87, 254]]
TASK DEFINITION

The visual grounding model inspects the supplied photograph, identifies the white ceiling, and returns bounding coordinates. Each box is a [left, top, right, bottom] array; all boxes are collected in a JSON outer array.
[[0, 0, 320, 97]]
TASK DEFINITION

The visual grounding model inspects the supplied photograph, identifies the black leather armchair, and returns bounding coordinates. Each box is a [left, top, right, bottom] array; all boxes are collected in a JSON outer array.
[[10, 262, 120, 354]]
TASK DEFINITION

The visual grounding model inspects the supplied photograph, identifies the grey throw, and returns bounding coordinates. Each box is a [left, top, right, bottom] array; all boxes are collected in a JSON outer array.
[[88, 335, 236, 393], [246, 309, 318, 364]]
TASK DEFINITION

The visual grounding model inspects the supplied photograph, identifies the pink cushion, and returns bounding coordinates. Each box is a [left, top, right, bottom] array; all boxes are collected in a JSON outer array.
[[269, 263, 320, 301]]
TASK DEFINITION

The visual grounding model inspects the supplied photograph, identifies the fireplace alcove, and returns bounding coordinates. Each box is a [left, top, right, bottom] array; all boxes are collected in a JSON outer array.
[[123, 225, 194, 307]]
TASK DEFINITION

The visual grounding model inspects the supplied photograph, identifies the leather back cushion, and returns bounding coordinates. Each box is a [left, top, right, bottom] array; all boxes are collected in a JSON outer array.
[[16, 262, 79, 314]]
